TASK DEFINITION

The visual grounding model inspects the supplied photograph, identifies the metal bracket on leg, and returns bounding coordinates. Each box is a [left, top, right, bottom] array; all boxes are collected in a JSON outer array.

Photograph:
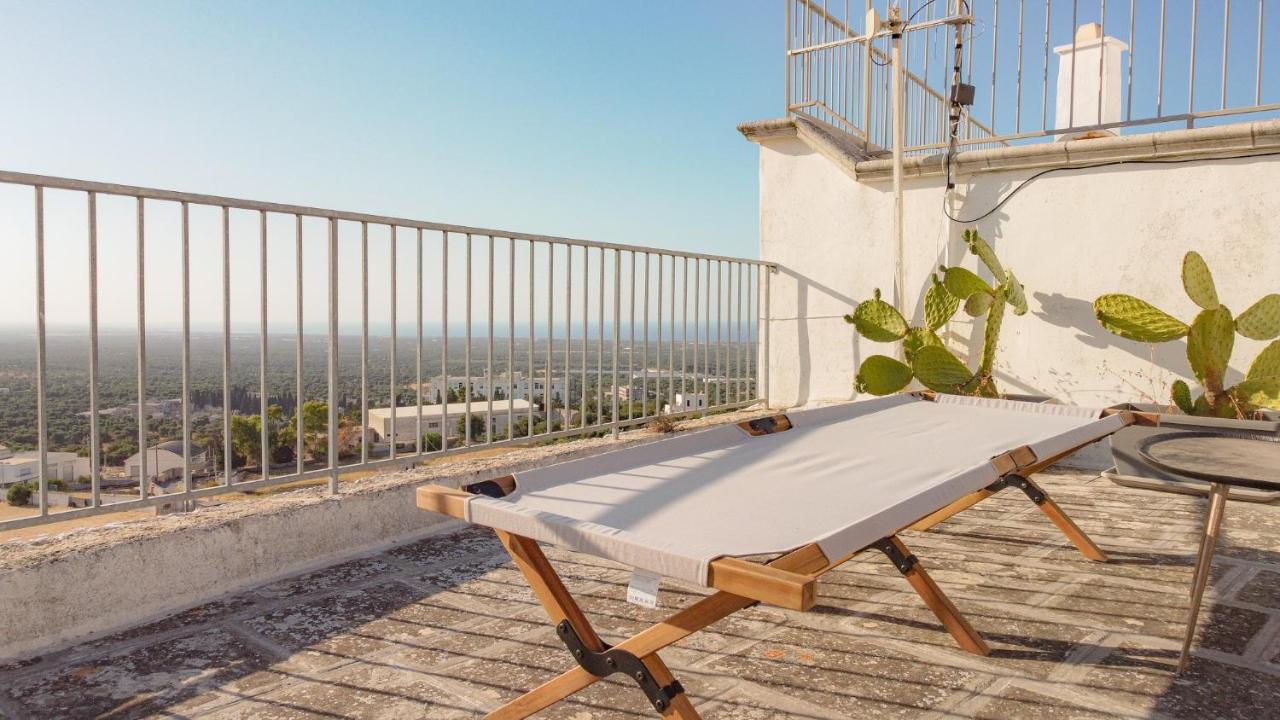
[[870, 537, 919, 575], [986, 473, 1046, 505], [555, 620, 686, 713]]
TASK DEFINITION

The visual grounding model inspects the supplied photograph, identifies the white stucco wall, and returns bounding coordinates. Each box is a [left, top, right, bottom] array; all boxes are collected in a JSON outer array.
[[754, 124, 1280, 412]]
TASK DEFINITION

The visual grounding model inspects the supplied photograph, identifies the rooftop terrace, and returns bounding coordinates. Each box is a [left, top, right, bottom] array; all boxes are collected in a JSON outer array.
[[4, 467, 1278, 719]]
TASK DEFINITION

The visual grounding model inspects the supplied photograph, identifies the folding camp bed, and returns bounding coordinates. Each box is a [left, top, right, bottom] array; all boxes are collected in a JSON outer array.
[[416, 393, 1140, 719]]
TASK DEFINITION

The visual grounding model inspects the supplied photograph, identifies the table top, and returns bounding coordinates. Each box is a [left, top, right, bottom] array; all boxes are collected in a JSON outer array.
[[1138, 432, 1280, 490]]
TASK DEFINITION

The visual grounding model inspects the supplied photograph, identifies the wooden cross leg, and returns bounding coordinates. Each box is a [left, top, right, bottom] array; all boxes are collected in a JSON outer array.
[[908, 473, 1108, 562], [486, 531, 991, 719]]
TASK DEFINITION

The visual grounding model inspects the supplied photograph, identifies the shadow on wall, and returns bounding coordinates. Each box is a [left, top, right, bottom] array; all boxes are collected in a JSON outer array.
[[777, 265, 861, 406]]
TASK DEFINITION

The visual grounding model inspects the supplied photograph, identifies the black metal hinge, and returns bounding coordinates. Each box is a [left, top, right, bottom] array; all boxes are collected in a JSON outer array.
[[986, 473, 1047, 505], [870, 537, 919, 575], [555, 620, 685, 713]]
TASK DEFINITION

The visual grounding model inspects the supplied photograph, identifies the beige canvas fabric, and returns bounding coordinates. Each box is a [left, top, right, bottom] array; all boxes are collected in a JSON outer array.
[[464, 395, 1126, 585]]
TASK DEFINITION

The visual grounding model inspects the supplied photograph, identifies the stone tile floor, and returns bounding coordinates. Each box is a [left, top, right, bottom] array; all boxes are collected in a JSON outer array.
[[3, 470, 1280, 719]]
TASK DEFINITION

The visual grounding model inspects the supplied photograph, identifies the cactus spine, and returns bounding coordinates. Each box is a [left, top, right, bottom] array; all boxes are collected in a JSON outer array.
[[1094, 251, 1280, 418], [845, 230, 1026, 397]]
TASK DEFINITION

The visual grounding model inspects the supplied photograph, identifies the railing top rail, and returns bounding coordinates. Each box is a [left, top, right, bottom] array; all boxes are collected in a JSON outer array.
[[0, 169, 773, 268]]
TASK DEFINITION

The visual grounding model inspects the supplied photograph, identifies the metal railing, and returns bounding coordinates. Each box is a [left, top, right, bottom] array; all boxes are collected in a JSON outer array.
[[787, 0, 1279, 155], [0, 170, 773, 531]]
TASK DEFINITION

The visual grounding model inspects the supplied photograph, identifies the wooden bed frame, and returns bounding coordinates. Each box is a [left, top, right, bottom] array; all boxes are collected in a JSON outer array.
[[414, 405, 1146, 718]]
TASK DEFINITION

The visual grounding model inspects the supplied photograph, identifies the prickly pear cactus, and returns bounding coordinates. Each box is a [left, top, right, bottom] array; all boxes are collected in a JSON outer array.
[[1094, 251, 1280, 417], [845, 230, 1025, 397]]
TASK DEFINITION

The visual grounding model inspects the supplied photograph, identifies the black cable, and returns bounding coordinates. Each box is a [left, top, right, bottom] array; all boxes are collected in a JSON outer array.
[[942, 150, 1280, 225]]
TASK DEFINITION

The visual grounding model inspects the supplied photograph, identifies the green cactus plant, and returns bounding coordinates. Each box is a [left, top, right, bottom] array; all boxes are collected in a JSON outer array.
[[1093, 251, 1280, 418], [845, 230, 1027, 397]]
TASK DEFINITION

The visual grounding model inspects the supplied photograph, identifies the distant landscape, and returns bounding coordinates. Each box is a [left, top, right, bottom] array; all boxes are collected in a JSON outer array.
[[0, 330, 756, 463]]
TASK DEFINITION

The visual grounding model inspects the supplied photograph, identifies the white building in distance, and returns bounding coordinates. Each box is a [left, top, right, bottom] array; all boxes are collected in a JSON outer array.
[[0, 446, 79, 487], [366, 399, 535, 444], [125, 441, 210, 483], [424, 371, 565, 403], [663, 393, 707, 414]]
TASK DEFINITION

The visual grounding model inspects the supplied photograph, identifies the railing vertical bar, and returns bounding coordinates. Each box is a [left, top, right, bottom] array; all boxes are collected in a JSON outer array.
[[182, 202, 193, 496], [692, 258, 700, 407], [990, 0, 1000, 133], [87, 192, 101, 507], [642, 252, 650, 419], [597, 246, 605, 422], [259, 210, 269, 483], [763, 266, 771, 406], [390, 226, 398, 459], [1157, 0, 1167, 117], [326, 219, 338, 493], [1068, 0, 1079, 128], [1256, 0, 1264, 106], [545, 242, 554, 434], [738, 262, 745, 405], [464, 233, 473, 445], [670, 253, 680, 409], [526, 240, 534, 438], [1189, 0, 1200, 119], [295, 215, 305, 476], [1042, 0, 1052, 131], [1126, 0, 1136, 122], [416, 228, 424, 455], [34, 186, 48, 516], [681, 257, 689, 403], [713, 260, 721, 406], [1221, 0, 1231, 110], [440, 232, 449, 452], [486, 234, 495, 443], [136, 198, 148, 499], [1098, 0, 1107, 126], [507, 237, 515, 440], [627, 250, 635, 421], [1016, 0, 1025, 132], [223, 208, 232, 488], [564, 243, 572, 431], [360, 222, 369, 463], [611, 249, 620, 438]]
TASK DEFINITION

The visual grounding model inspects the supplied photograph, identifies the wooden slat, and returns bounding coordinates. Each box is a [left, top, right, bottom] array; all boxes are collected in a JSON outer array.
[[707, 556, 819, 611], [415, 484, 471, 519], [908, 488, 996, 531]]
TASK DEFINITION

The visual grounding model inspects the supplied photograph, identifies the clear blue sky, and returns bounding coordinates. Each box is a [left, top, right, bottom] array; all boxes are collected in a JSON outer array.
[[0, 1, 781, 330]]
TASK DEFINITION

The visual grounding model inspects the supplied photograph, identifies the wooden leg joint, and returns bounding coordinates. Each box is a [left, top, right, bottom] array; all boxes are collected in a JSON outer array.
[[555, 620, 686, 714]]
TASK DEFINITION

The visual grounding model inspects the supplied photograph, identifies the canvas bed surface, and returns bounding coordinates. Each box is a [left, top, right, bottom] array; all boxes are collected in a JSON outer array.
[[464, 395, 1124, 585]]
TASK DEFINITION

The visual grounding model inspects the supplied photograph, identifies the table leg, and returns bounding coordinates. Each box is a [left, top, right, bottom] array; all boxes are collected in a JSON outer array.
[[1178, 482, 1229, 674]]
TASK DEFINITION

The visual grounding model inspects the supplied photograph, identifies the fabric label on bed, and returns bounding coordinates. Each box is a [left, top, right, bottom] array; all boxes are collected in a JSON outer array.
[[626, 570, 661, 609]]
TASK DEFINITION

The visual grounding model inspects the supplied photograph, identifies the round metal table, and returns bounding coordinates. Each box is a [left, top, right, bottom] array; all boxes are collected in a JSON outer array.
[[1136, 431, 1280, 673]]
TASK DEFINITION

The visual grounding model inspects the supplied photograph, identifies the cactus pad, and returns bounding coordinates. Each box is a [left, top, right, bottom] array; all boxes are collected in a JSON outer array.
[[1094, 294, 1190, 342], [944, 266, 992, 301], [980, 295, 1007, 376], [1005, 270, 1028, 316], [855, 355, 914, 395], [1171, 380, 1194, 414], [849, 291, 908, 342], [924, 275, 959, 331], [903, 327, 943, 362], [1230, 377, 1280, 411], [962, 230, 1005, 278], [1187, 306, 1235, 389], [910, 345, 974, 392], [1235, 293, 1280, 341], [1247, 340, 1280, 381], [1181, 251, 1220, 310]]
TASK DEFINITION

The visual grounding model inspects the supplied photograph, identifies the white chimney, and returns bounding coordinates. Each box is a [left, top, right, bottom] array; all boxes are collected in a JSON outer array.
[[1053, 23, 1128, 138]]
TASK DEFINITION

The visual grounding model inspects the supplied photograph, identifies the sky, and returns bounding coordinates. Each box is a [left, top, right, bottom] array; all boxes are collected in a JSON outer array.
[[0, 1, 780, 332], [0, 1, 1273, 334]]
